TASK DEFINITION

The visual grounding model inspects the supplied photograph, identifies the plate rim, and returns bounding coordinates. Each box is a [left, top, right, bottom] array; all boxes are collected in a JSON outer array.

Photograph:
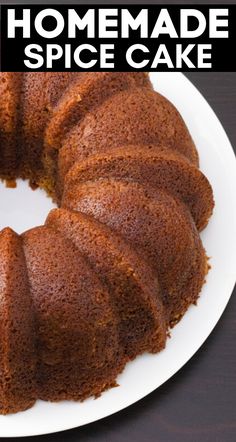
[[0, 72, 236, 438]]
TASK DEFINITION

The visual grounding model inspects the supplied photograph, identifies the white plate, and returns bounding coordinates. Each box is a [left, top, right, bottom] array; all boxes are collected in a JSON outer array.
[[0, 72, 236, 438]]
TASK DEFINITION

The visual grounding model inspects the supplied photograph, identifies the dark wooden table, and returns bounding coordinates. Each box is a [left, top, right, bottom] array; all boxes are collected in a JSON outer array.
[[2, 75, 235, 442]]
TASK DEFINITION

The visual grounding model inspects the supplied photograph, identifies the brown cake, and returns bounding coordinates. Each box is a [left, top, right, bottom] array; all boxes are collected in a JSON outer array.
[[0, 228, 36, 414], [57, 87, 199, 184], [0, 72, 214, 414], [22, 226, 127, 403], [61, 179, 206, 323], [46, 209, 166, 358], [62, 147, 212, 230], [20, 73, 80, 185], [0, 73, 21, 178]]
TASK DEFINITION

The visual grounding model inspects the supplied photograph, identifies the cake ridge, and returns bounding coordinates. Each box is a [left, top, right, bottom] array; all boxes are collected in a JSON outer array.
[[60, 86, 199, 172], [0, 227, 37, 415], [61, 178, 207, 323], [44, 72, 152, 152], [62, 147, 214, 231], [46, 207, 167, 358]]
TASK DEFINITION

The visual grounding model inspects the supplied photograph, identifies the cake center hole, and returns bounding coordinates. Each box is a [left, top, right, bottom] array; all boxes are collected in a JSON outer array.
[[0, 179, 57, 234]]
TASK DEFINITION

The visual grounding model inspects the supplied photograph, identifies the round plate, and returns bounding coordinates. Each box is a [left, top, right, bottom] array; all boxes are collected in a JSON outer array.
[[0, 73, 236, 438]]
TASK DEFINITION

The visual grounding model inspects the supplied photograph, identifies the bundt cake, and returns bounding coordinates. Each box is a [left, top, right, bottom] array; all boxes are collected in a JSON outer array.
[[0, 72, 214, 414]]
